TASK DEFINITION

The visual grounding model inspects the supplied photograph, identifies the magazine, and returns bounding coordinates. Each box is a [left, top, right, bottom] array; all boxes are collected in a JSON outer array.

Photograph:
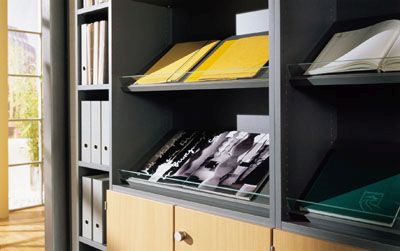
[[125, 130, 270, 200]]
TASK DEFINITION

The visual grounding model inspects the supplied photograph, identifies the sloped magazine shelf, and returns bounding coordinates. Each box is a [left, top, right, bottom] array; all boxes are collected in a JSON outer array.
[[289, 58, 400, 87], [121, 67, 269, 92], [118, 130, 271, 218]]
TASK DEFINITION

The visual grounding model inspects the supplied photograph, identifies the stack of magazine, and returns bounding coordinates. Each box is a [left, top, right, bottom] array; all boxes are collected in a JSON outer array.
[[122, 131, 270, 200]]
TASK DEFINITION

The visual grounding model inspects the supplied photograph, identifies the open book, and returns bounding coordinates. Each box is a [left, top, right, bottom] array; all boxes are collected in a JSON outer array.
[[123, 131, 270, 200], [306, 20, 400, 75]]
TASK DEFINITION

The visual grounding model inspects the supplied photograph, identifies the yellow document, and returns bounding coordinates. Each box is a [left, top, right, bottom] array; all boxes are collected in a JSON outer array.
[[136, 40, 219, 85], [185, 34, 269, 82]]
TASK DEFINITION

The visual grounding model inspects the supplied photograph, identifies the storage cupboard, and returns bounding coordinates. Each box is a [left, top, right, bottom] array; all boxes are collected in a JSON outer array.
[[107, 190, 272, 251]]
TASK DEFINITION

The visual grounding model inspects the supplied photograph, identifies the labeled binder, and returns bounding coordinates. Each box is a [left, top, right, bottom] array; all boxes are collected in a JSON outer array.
[[93, 21, 100, 85], [81, 101, 91, 162], [91, 101, 102, 164], [81, 24, 88, 85], [82, 176, 93, 239], [92, 175, 109, 244], [101, 101, 110, 165]]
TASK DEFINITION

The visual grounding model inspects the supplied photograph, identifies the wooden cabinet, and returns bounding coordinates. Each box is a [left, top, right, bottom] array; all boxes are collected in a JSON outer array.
[[273, 230, 367, 251], [174, 207, 271, 251], [107, 191, 271, 251], [106, 191, 174, 251]]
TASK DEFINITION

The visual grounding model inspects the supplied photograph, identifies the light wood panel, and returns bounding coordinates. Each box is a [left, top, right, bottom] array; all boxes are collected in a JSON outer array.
[[174, 206, 271, 251], [0, 0, 8, 219], [0, 206, 45, 250], [273, 230, 368, 251], [107, 191, 174, 251]]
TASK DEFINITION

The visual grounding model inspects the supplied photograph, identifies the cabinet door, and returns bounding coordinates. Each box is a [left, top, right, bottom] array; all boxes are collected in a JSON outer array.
[[107, 191, 174, 251], [273, 229, 367, 251], [174, 206, 271, 251]]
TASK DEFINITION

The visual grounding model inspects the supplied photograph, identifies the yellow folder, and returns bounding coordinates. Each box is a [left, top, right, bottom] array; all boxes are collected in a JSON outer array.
[[185, 34, 269, 82], [136, 40, 219, 85]]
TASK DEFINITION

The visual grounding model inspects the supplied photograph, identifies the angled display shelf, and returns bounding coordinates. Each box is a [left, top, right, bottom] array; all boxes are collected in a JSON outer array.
[[289, 60, 400, 87], [121, 67, 269, 92]]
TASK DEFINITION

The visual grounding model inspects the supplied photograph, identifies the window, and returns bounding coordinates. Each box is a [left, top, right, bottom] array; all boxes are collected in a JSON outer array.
[[7, 0, 43, 210]]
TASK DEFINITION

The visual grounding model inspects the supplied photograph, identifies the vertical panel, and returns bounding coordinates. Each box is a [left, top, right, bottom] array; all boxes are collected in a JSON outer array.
[[0, 0, 8, 219], [273, 230, 367, 251], [174, 206, 271, 251], [43, 0, 69, 249], [107, 191, 174, 251]]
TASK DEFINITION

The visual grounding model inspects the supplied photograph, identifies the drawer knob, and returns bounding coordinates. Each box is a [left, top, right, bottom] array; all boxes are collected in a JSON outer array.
[[174, 231, 187, 242]]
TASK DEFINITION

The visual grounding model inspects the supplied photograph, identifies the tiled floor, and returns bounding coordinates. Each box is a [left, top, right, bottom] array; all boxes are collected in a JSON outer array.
[[0, 206, 44, 250]]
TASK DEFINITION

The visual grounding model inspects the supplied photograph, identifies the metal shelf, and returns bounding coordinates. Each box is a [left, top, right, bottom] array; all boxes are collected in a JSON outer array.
[[77, 84, 110, 91], [79, 236, 107, 251], [290, 71, 400, 87], [78, 161, 110, 172], [76, 2, 109, 16], [122, 78, 268, 93]]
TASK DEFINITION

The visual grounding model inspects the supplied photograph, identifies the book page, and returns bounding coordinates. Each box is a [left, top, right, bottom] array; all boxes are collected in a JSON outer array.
[[306, 20, 400, 75], [382, 34, 400, 71]]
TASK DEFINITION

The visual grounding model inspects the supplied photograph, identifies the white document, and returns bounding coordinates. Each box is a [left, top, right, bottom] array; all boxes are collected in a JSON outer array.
[[236, 9, 269, 35], [91, 101, 102, 164], [81, 24, 88, 85], [93, 21, 100, 85], [87, 23, 94, 85], [92, 175, 109, 244], [81, 101, 91, 163], [98, 21, 108, 85], [101, 101, 110, 166], [82, 176, 93, 239]]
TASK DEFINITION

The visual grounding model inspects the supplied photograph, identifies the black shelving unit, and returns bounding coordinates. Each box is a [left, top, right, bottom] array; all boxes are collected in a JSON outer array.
[[276, 0, 400, 250]]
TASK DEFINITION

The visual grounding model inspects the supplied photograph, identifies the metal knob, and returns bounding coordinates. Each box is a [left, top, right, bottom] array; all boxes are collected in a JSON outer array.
[[174, 231, 187, 242]]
